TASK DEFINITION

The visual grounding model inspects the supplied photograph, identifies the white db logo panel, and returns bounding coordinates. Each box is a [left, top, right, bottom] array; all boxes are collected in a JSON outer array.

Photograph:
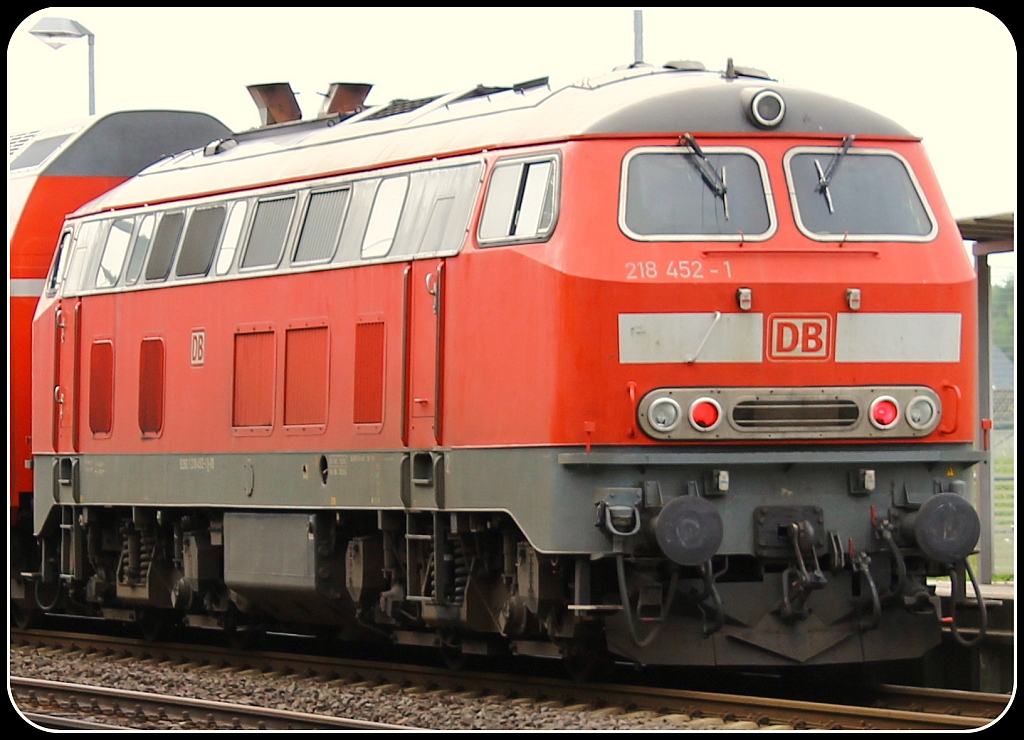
[[191, 329, 206, 366], [768, 315, 830, 360]]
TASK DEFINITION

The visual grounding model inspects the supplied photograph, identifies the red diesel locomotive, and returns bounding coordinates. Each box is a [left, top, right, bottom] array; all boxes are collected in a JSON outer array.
[[15, 62, 984, 671]]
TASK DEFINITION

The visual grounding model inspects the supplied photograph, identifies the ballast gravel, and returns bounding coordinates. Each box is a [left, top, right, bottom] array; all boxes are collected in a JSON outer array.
[[10, 645, 791, 730]]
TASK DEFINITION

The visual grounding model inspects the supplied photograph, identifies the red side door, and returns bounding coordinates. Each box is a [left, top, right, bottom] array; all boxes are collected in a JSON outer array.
[[406, 259, 445, 449], [53, 297, 82, 453]]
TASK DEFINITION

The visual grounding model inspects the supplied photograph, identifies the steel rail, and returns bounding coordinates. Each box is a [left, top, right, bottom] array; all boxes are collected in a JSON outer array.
[[872, 683, 1010, 721], [12, 628, 1009, 730], [11, 676, 414, 731]]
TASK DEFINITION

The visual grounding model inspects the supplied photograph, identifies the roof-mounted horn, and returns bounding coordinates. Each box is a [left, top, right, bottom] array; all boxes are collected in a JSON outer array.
[[318, 83, 373, 119], [247, 83, 302, 126]]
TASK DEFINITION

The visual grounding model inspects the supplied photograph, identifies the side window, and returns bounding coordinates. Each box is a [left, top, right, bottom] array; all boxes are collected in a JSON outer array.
[[478, 157, 557, 245], [124, 214, 156, 286], [241, 196, 295, 269], [46, 230, 74, 294], [176, 205, 227, 277], [95, 217, 135, 288], [215, 201, 248, 275], [393, 162, 484, 258], [419, 197, 454, 254], [63, 220, 103, 295], [361, 176, 409, 259], [293, 188, 349, 264], [145, 211, 185, 282]]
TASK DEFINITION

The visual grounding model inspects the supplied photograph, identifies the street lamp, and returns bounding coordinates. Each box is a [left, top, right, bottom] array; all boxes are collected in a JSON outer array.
[[29, 17, 95, 116]]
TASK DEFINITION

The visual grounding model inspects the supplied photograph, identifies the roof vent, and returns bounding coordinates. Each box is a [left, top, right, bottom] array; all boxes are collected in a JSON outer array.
[[664, 60, 706, 71], [512, 76, 549, 93], [318, 82, 373, 119], [247, 83, 302, 126], [453, 84, 512, 103], [363, 96, 439, 121]]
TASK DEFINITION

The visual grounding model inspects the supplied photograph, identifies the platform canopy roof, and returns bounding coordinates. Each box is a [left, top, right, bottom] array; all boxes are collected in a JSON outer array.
[[957, 213, 1014, 255]]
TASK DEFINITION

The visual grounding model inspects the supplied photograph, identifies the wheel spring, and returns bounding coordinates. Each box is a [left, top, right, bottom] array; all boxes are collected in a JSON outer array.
[[118, 527, 155, 586], [451, 537, 469, 606]]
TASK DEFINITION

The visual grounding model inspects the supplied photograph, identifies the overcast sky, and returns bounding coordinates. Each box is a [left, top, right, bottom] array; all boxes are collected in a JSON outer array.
[[9, 7, 1015, 281]]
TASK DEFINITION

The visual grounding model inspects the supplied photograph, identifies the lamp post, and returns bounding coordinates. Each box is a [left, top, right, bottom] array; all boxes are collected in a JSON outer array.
[[29, 17, 95, 116]]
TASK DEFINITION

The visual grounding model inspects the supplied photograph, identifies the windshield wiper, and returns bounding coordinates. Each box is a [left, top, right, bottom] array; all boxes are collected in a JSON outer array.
[[681, 133, 729, 219], [814, 134, 855, 213]]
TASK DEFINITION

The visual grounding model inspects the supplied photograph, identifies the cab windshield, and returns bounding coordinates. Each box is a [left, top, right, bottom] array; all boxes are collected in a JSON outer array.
[[786, 148, 934, 240], [621, 147, 774, 241]]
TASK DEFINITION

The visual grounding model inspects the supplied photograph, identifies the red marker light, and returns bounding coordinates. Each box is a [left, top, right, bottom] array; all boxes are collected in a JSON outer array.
[[871, 398, 899, 428], [689, 398, 721, 430]]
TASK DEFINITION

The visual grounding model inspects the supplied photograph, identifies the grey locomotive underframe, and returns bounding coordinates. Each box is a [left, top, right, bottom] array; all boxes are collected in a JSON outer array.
[[26, 443, 983, 667]]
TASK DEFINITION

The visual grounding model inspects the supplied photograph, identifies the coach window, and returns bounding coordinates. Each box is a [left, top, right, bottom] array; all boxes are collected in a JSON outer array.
[[95, 217, 135, 288], [176, 205, 227, 277], [241, 195, 296, 269], [362, 176, 409, 259], [294, 188, 350, 264], [621, 147, 773, 241], [478, 156, 558, 246], [124, 214, 157, 286], [145, 211, 186, 282], [784, 148, 935, 241], [215, 201, 248, 275], [9, 133, 73, 171]]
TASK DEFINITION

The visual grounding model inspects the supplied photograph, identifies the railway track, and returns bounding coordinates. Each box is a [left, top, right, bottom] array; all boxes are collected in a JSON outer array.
[[11, 676, 410, 731], [11, 628, 1010, 730]]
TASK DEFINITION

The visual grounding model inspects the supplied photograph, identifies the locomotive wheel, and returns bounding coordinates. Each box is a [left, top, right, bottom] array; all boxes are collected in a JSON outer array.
[[34, 579, 63, 612]]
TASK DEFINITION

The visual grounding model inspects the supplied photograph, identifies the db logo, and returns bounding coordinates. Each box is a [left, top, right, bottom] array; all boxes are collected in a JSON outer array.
[[768, 315, 830, 360], [190, 329, 206, 366]]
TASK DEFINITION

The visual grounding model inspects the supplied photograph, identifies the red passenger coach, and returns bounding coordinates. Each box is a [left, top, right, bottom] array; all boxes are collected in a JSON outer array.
[[8, 112, 229, 565], [17, 64, 986, 671]]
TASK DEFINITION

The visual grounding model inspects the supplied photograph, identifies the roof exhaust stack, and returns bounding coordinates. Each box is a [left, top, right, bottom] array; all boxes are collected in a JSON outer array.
[[318, 82, 373, 119], [247, 83, 302, 126]]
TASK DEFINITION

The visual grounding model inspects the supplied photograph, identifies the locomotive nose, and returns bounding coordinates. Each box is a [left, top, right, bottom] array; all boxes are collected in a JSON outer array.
[[653, 495, 724, 566], [908, 493, 981, 564]]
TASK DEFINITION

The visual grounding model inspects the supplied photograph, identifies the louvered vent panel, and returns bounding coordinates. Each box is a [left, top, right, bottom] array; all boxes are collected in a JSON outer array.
[[89, 341, 114, 434], [285, 326, 329, 425], [353, 321, 385, 424], [138, 338, 165, 434], [233, 331, 275, 427]]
